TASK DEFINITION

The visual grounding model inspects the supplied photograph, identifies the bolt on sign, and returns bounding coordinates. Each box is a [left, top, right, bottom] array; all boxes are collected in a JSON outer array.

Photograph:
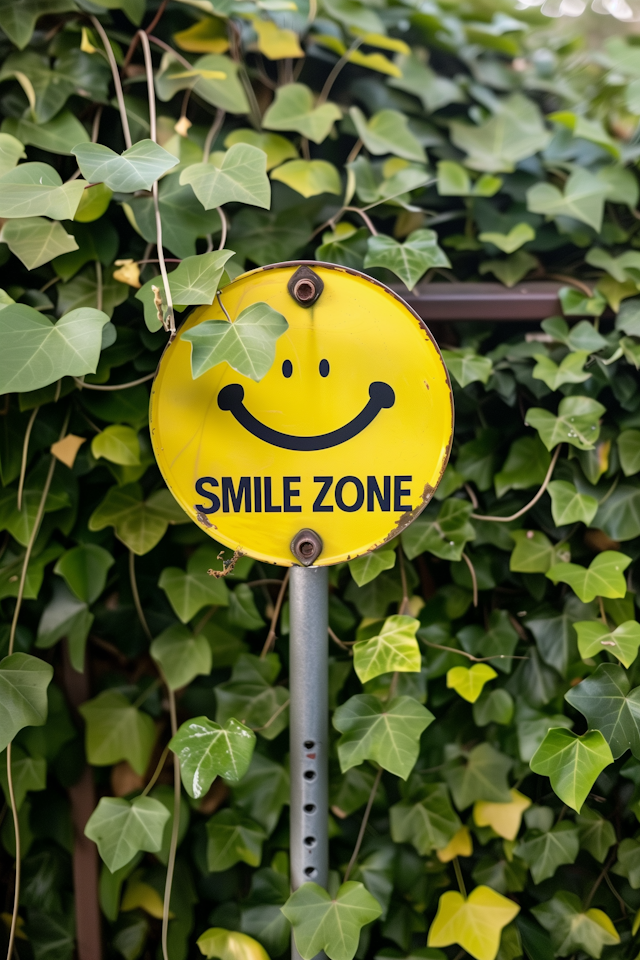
[[150, 262, 453, 566]]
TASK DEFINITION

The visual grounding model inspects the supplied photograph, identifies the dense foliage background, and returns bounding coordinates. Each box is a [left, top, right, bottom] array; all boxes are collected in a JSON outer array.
[[3, 2, 640, 960]]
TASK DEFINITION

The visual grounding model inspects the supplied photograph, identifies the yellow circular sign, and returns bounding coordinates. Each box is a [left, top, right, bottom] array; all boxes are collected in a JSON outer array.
[[150, 263, 453, 567]]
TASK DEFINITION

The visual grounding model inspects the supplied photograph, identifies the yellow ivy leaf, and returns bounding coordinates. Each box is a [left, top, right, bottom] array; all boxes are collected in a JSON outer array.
[[172, 68, 227, 80], [51, 434, 86, 469], [446, 664, 497, 703], [597, 276, 638, 312], [197, 928, 270, 960], [254, 20, 303, 60], [174, 116, 192, 137], [271, 159, 341, 198], [428, 886, 520, 960], [81, 27, 97, 54], [0, 913, 27, 940], [437, 826, 473, 863], [586, 908, 621, 941], [121, 881, 171, 919], [473, 789, 532, 841], [348, 50, 402, 77], [350, 30, 411, 55], [174, 18, 229, 54], [632, 909, 640, 936], [113, 259, 141, 288]]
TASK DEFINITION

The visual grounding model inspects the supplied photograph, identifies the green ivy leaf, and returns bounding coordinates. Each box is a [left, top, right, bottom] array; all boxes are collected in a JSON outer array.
[[136, 250, 235, 332], [527, 169, 609, 232], [159, 547, 230, 623], [0, 162, 85, 219], [0, 744, 46, 810], [128, 170, 222, 259], [89, 483, 187, 555], [0, 216, 78, 269], [215, 653, 289, 741], [575, 619, 640, 669], [197, 929, 269, 960], [0, 653, 53, 752], [206, 808, 265, 871], [437, 160, 501, 197], [533, 892, 619, 958], [514, 822, 579, 883], [333, 694, 434, 779], [91, 425, 141, 466], [180, 144, 271, 210], [495, 435, 550, 498], [479, 250, 537, 288], [224, 129, 298, 170], [271, 159, 341, 198], [182, 301, 288, 381], [349, 547, 395, 587], [509, 530, 568, 574], [444, 743, 513, 809], [353, 614, 421, 684], [577, 806, 616, 863], [3, 110, 89, 155], [150, 624, 212, 691], [364, 229, 450, 291], [526, 396, 605, 451], [402, 498, 476, 562], [611, 837, 640, 887], [84, 796, 170, 872], [349, 106, 426, 162], [447, 664, 497, 704], [450, 94, 550, 172], [548, 480, 598, 526], [232, 752, 289, 835], [441, 349, 492, 388], [262, 83, 341, 143], [390, 782, 461, 854], [54, 544, 114, 605], [546, 551, 631, 603], [0, 304, 109, 393], [479, 222, 535, 253], [618, 429, 640, 477], [79, 690, 156, 775], [530, 727, 613, 812], [532, 351, 591, 391], [282, 881, 382, 960], [565, 662, 640, 758], [73, 139, 178, 192], [169, 716, 256, 798], [155, 53, 250, 114]]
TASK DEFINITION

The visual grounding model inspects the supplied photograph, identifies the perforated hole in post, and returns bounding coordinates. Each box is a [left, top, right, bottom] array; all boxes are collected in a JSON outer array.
[[304, 836, 316, 847], [304, 866, 317, 877], [304, 803, 316, 813], [304, 770, 316, 780]]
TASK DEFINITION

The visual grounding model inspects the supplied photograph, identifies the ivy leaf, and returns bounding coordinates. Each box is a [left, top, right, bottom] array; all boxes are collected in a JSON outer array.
[[333, 694, 434, 779], [437, 160, 501, 197], [136, 250, 235, 332], [89, 483, 187, 555], [0, 216, 77, 270], [478, 223, 535, 253], [262, 83, 341, 143], [532, 351, 591, 391], [349, 106, 426, 162], [72, 139, 178, 192], [472, 789, 531, 841], [84, 796, 170, 873], [232, 753, 289, 835], [54, 543, 114, 605], [349, 547, 395, 587], [514, 822, 580, 883], [180, 144, 270, 210], [197, 929, 269, 960], [548, 480, 598, 527], [389, 782, 461, 854], [159, 548, 230, 623], [0, 653, 53, 752], [215, 653, 289, 741], [530, 727, 613, 812], [527, 169, 609, 232], [402, 498, 476, 562], [618, 429, 640, 477], [281, 881, 382, 960], [450, 94, 550, 172], [0, 162, 84, 219], [91, 425, 141, 466], [0, 745, 45, 811], [0, 304, 109, 393], [526, 396, 605, 452], [150, 624, 212, 691], [206, 809, 265, 871], [546, 551, 631, 602], [577, 806, 616, 863], [479, 251, 537, 288], [565, 662, 640, 758], [353, 614, 421, 683], [79, 690, 156, 775], [156, 53, 249, 113], [169, 716, 256, 798], [611, 837, 640, 887], [182, 302, 288, 381], [575, 620, 640, 669], [225, 129, 298, 170], [447, 664, 497, 704], [533, 892, 619, 958], [270, 159, 341, 198], [527, 611, 577, 678], [444, 743, 513, 809], [441, 349, 492, 388], [364, 230, 450, 291], [427, 885, 520, 960], [3, 109, 89, 155], [510, 530, 569, 574], [128, 170, 222, 259]]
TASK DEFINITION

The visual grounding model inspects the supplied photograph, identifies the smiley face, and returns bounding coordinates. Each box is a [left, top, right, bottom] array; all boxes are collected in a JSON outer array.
[[150, 263, 453, 566]]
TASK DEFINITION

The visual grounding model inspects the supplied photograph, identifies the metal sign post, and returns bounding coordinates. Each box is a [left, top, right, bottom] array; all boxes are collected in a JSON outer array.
[[149, 261, 453, 959]]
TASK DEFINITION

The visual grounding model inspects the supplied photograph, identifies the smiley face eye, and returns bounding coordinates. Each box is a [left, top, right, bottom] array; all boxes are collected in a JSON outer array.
[[282, 360, 293, 378], [319, 359, 330, 378]]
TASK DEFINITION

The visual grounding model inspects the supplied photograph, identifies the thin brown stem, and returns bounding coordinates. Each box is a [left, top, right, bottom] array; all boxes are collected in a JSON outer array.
[[464, 483, 478, 510], [250, 698, 290, 732], [260, 569, 290, 659], [216, 291, 232, 322], [471, 445, 560, 523], [17, 406, 39, 511], [346, 138, 363, 165], [343, 766, 382, 882], [147, 36, 193, 70], [318, 38, 363, 104], [453, 857, 467, 898], [90, 16, 132, 148], [584, 852, 616, 908], [141, 744, 170, 797], [162, 686, 180, 960], [123, 0, 168, 68], [329, 626, 353, 652], [218, 207, 228, 250], [343, 206, 378, 236], [129, 550, 152, 643], [461, 552, 478, 608], [74, 372, 156, 391], [91, 104, 103, 143], [420, 638, 527, 663], [194, 605, 218, 635], [203, 108, 225, 163], [5, 742, 20, 960]]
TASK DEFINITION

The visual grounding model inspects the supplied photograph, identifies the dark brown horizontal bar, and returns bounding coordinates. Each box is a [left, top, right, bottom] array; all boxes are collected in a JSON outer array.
[[395, 281, 563, 322]]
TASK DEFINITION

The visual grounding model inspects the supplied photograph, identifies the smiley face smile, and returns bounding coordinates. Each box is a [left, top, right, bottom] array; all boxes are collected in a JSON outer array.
[[217, 380, 396, 451]]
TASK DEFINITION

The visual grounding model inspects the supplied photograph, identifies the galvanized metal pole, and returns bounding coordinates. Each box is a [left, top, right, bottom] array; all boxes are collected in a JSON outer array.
[[289, 563, 329, 960]]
